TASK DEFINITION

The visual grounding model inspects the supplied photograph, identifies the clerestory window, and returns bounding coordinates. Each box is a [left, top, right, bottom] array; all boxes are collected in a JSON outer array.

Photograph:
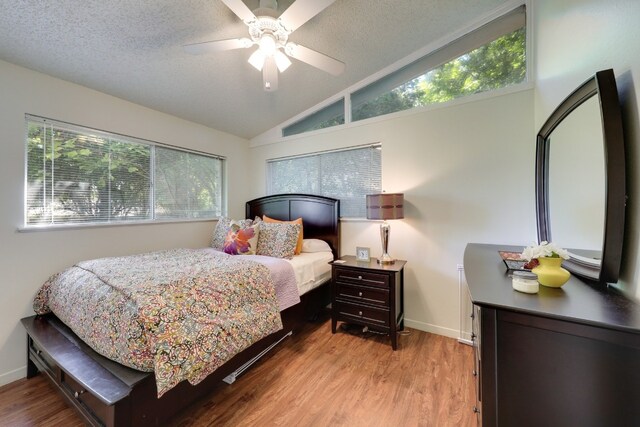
[[281, 5, 526, 137]]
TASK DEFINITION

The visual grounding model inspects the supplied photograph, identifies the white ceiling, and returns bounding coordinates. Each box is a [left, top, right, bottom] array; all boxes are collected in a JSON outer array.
[[0, 0, 510, 139]]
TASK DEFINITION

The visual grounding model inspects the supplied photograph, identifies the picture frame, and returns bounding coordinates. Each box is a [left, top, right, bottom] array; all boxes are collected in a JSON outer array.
[[356, 246, 370, 262]]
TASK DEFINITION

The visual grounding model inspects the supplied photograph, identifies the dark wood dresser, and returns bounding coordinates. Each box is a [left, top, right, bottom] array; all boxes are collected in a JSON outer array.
[[330, 255, 405, 350], [464, 243, 640, 426]]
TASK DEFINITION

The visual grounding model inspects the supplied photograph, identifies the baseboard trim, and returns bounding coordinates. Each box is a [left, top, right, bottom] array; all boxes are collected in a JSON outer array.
[[0, 366, 26, 387], [458, 330, 473, 342], [457, 338, 473, 346], [404, 319, 459, 339]]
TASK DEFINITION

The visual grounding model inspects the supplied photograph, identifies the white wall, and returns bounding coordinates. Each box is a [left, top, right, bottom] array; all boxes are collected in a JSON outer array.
[[0, 60, 251, 386], [249, 89, 536, 337], [533, 0, 640, 299]]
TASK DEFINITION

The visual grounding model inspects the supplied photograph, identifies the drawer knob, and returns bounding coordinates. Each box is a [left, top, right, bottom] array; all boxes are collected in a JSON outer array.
[[472, 370, 477, 376], [358, 292, 363, 297], [473, 406, 480, 413], [358, 311, 363, 316], [357, 275, 362, 280], [74, 390, 85, 399], [36, 350, 42, 356]]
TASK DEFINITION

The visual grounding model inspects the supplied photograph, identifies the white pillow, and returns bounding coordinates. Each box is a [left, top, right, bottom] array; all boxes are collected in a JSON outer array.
[[302, 239, 332, 253]]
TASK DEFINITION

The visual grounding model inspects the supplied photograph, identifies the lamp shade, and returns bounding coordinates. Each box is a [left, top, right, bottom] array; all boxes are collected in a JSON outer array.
[[366, 193, 404, 220]]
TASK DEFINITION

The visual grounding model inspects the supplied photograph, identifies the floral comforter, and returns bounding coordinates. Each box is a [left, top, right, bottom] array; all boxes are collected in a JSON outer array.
[[33, 248, 285, 397]]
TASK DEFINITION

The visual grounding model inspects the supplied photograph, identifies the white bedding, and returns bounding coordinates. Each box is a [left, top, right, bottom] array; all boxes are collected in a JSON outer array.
[[285, 251, 334, 295]]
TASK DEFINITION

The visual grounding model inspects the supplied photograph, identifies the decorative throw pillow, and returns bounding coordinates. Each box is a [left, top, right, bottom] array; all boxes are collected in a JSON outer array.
[[263, 215, 303, 255], [223, 222, 260, 255], [211, 217, 253, 250], [256, 222, 302, 259]]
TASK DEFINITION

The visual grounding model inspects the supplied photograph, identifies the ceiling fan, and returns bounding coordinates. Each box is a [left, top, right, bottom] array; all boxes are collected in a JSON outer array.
[[184, 0, 345, 91]]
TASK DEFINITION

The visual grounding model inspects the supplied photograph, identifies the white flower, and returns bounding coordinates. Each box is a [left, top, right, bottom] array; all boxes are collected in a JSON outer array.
[[520, 241, 569, 261]]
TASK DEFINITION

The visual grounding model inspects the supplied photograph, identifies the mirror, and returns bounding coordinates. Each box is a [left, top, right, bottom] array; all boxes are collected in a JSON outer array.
[[536, 69, 626, 283], [548, 97, 605, 253]]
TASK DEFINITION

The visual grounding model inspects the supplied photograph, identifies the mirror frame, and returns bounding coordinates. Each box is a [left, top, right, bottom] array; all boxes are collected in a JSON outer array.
[[536, 69, 626, 283]]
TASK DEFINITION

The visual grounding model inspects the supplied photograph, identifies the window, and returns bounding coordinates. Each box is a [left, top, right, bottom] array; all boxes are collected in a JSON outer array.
[[351, 19, 526, 121], [154, 147, 224, 219], [280, 5, 526, 136], [25, 115, 224, 227], [282, 98, 345, 137], [267, 144, 381, 217]]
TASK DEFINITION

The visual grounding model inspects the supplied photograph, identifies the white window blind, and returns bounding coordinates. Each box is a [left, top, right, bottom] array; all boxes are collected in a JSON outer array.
[[154, 147, 224, 219], [267, 144, 381, 218], [25, 115, 224, 226]]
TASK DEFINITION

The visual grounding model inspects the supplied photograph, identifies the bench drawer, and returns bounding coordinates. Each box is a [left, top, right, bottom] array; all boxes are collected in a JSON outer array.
[[61, 371, 113, 423]]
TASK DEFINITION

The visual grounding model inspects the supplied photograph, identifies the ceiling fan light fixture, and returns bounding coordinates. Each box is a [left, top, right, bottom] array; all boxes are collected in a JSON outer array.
[[258, 34, 277, 56], [187, 0, 345, 91], [263, 56, 278, 91], [274, 50, 291, 72], [248, 49, 266, 71]]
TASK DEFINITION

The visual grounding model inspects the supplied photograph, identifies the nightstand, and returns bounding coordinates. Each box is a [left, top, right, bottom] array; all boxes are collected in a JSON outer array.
[[330, 255, 406, 350]]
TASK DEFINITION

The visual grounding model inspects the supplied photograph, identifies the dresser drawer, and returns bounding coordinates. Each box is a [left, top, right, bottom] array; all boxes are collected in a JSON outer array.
[[334, 268, 390, 288], [334, 300, 389, 328], [336, 283, 389, 306]]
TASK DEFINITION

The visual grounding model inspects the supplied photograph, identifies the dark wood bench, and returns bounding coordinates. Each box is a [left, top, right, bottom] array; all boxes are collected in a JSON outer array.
[[23, 315, 146, 426], [22, 312, 301, 426]]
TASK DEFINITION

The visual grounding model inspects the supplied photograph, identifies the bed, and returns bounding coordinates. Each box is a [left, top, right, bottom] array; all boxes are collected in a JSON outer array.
[[21, 193, 340, 426]]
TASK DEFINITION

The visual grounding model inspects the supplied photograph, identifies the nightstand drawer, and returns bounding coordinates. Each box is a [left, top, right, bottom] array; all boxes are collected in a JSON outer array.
[[335, 301, 389, 327], [334, 268, 389, 288], [336, 283, 389, 306]]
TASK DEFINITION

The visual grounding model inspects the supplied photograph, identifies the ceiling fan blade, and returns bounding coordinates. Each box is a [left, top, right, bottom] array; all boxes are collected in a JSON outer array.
[[221, 0, 257, 23], [278, 0, 336, 32], [285, 43, 345, 76], [183, 38, 252, 55], [263, 57, 278, 91]]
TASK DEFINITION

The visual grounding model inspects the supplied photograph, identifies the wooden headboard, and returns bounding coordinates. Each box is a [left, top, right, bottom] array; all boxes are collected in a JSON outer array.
[[246, 194, 340, 259]]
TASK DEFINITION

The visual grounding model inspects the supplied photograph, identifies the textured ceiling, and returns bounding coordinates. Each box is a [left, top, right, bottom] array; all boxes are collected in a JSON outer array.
[[0, 0, 510, 139]]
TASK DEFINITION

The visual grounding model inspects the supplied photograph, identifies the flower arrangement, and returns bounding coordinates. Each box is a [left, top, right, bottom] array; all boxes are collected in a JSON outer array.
[[520, 241, 569, 269]]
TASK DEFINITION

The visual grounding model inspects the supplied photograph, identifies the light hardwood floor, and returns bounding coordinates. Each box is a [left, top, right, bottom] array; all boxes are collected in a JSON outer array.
[[0, 314, 476, 427]]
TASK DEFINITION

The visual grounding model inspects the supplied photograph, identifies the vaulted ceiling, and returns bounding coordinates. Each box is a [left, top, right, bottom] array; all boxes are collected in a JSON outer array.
[[0, 0, 510, 139]]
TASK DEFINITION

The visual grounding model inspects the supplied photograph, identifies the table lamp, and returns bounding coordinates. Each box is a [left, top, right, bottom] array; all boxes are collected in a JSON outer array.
[[366, 193, 404, 264]]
